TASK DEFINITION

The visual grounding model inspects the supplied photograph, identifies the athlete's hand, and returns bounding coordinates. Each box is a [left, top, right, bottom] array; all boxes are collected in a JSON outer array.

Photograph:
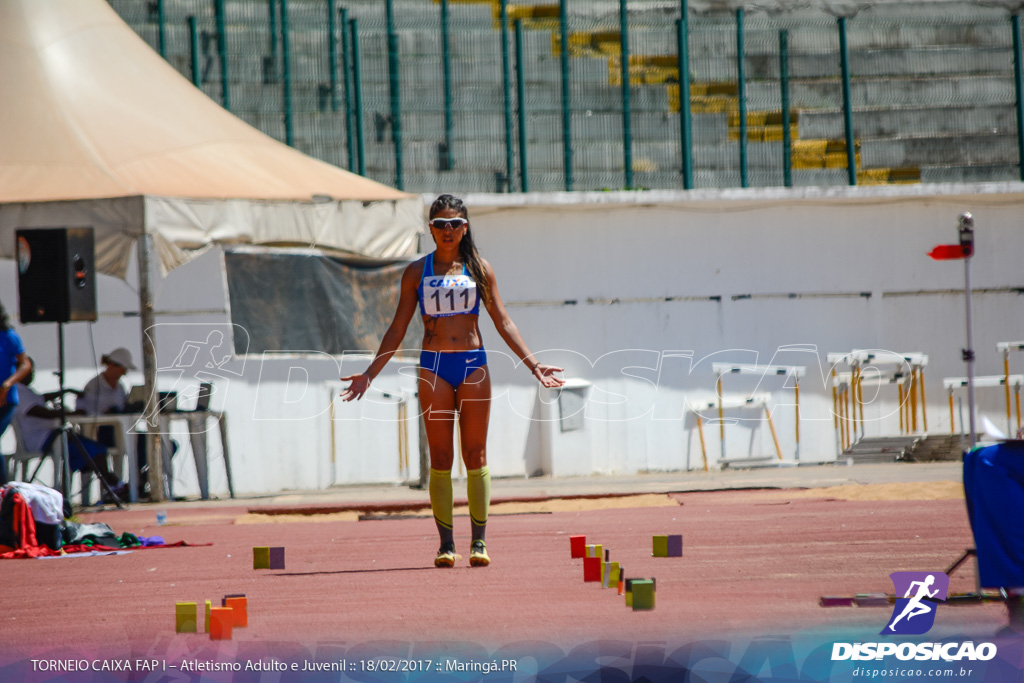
[[532, 364, 565, 388], [340, 373, 371, 401]]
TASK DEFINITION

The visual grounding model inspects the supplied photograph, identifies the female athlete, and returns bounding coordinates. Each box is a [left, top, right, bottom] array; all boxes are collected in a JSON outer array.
[[341, 194, 564, 567]]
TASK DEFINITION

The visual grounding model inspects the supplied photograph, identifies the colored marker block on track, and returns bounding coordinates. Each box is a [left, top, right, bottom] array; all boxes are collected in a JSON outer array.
[[175, 602, 197, 633], [667, 535, 683, 557], [570, 535, 586, 558], [603, 562, 620, 588], [652, 535, 669, 557], [253, 546, 270, 569], [632, 580, 656, 611], [269, 547, 286, 570], [204, 600, 211, 632], [583, 556, 602, 582], [209, 607, 233, 640], [224, 597, 248, 627]]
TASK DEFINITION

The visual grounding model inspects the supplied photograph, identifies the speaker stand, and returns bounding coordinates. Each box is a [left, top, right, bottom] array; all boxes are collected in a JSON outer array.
[[55, 323, 125, 512]]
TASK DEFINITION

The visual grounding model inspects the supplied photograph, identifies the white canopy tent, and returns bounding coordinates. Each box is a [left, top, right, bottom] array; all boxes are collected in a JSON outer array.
[[0, 0, 423, 500]]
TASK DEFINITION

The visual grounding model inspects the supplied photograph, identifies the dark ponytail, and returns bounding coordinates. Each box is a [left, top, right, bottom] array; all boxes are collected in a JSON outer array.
[[429, 194, 492, 307]]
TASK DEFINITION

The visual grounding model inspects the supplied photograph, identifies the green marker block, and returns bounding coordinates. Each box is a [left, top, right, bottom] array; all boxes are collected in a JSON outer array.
[[253, 546, 270, 569], [632, 580, 656, 611], [175, 602, 197, 633], [652, 535, 669, 557]]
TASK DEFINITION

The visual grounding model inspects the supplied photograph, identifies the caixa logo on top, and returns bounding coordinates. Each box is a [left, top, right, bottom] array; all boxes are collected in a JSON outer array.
[[832, 571, 998, 662]]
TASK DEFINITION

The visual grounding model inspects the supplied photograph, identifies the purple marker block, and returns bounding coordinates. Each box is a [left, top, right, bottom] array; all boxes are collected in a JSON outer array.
[[269, 547, 285, 570], [667, 535, 683, 557]]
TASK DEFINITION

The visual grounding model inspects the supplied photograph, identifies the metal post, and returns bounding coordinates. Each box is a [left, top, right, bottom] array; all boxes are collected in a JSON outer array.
[[328, 0, 340, 112], [1013, 16, 1024, 181], [56, 325, 71, 503], [559, 0, 573, 191], [137, 234, 165, 503], [268, 0, 278, 79], [350, 18, 366, 176], [962, 233, 977, 450], [736, 8, 747, 188], [839, 17, 857, 185], [1006, 349, 1013, 435], [515, 20, 529, 193], [620, 0, 633, 189], [780, 29, 793, 188], [386, 0, 403, 190], [716, 373, 725, 461], [441, 0, 454, 170], [500, 0, 514, 191], [188, 16, 201, 87], [341, 7, 355, 169], [794, 378, 801, 460], [677, 13, 693, 189], [215, 0, 230, 110], [282, 0, 293, 146], [157, 0, 166, 58]]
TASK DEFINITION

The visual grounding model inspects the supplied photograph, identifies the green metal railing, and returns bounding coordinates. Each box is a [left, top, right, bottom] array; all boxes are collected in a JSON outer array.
[[144, 3, 1024, 194]]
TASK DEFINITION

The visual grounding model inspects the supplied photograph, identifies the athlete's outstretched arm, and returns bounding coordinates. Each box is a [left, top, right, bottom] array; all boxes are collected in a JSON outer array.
[[481, 259, 564, 388], [340, 262, 421, 401]]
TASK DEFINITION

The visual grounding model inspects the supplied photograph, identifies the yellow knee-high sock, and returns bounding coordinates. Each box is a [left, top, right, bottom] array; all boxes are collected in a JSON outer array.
[[467, 466, 490, 542], [429, 468, 454, 547]]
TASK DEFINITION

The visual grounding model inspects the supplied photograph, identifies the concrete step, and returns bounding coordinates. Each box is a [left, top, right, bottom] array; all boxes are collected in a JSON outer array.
[[798, 103, 1018, 139], [861, 132, 1019, 167]]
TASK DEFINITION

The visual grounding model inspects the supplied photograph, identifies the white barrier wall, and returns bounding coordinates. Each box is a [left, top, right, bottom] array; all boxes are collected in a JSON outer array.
[[2, 183, 1023, 495]]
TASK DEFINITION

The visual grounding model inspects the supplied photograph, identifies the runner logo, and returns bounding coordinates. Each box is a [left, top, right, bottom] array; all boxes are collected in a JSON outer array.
[[881, 571, 949, 635]]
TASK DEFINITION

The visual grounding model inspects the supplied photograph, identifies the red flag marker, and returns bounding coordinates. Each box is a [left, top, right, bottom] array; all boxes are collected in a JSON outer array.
[[928, 244, 971, 260]]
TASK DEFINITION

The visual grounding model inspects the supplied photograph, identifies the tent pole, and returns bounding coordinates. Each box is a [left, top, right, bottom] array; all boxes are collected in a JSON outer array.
[[137, 234, 166, 503]]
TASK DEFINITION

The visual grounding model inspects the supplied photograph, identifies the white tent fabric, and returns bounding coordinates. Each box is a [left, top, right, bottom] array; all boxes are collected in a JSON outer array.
[[0, 0, 422, 277]]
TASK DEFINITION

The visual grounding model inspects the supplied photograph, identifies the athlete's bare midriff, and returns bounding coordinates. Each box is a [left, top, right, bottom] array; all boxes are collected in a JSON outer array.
[[421, 313, 482, 352]]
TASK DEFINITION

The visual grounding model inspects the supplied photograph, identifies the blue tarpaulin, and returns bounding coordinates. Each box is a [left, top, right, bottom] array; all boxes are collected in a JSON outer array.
[[963, 442, 1024, 588]]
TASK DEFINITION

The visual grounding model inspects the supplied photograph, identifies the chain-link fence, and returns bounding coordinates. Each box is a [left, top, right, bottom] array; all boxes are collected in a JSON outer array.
[[108, 0, 1024, 193]]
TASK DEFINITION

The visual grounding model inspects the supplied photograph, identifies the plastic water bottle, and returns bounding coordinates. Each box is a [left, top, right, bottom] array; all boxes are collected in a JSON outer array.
[[156, 510, 167, 525]]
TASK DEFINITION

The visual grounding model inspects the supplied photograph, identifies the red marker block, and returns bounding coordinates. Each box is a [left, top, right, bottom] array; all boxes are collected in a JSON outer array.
[[583, 556, 601, 582], [209, 607, 233, 640], [570, 535, 586, 558], [224, 597, 248, 627]]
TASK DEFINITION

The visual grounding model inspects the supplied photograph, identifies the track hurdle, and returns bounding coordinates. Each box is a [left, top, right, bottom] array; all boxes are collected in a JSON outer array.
[[944, 375, 1023, 437], [711, 363, 805, 461], [830, 370, 908, 454], [997, 342, 1024, 436], [828, 350, 928, 444], [690, 393, 777, 469]]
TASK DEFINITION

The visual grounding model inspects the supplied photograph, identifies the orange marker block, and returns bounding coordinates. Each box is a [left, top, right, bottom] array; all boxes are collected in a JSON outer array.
[[224, 597, 248, 627], [209, 607, 233, 640]]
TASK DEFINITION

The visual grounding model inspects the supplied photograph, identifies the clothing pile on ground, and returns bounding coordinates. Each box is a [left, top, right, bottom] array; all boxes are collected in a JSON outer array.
[[0, 481, 207, 558]]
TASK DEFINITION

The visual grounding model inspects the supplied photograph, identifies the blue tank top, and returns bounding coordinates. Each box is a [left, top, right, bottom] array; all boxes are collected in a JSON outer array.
[[417, 253, 481, 317]]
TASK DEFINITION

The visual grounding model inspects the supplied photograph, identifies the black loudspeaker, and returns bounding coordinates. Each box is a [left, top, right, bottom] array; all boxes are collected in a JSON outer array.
[[15, 227, 98, 323]]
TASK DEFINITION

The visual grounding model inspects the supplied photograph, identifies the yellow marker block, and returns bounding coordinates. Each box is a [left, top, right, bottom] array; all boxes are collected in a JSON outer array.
[[204, 600, 212, 632], [632, 580, 656, 611], [605, 562, 620, 588], [253, 546, 270, 569], [175, 602, 197, 633], [652, 535, 669, 557]]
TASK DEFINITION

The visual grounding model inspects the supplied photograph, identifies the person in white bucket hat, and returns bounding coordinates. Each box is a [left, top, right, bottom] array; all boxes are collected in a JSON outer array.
[[77, 347, 135, 416]]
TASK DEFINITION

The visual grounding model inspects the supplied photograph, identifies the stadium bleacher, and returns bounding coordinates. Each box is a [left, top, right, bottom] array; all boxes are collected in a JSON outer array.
[[106, 0, 1024, 192]]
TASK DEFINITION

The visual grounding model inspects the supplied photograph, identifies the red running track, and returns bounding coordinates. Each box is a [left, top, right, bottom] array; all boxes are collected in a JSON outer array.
[[0, 489, 1015, 675]]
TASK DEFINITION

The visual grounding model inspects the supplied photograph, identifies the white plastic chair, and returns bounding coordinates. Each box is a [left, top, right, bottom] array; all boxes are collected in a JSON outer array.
[[5, 419, 59, 485]]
